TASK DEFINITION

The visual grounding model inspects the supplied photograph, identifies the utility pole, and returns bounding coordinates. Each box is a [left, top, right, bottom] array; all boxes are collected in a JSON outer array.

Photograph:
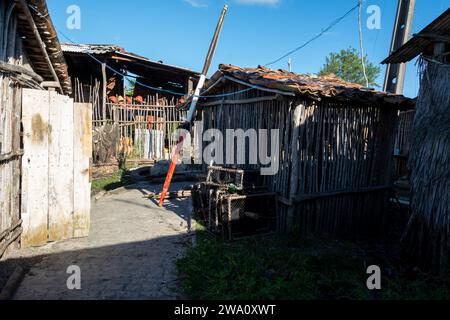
[[159, 5, 229, 207], [383, 0, 416, 94]]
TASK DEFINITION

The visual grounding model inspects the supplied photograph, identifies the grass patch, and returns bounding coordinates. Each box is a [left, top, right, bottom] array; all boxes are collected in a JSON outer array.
[[177, 228, 450, 300], [91, 169, 133, 193]]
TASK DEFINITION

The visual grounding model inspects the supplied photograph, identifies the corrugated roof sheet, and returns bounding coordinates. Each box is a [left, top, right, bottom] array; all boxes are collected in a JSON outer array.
[[216, 64, 414, 107], [383, 8, 450, 64], [62, 43, 199, 76], [61, 44, 124, 55]]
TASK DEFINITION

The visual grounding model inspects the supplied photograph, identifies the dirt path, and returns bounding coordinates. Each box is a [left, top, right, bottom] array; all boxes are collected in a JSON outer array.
[[8, 182, 194, 300]]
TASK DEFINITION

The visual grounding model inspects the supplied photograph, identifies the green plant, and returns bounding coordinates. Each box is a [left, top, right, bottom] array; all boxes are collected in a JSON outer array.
[[177, 228, 450, 300], [91, 169, 133, 193], [319, 47, 381, 87]]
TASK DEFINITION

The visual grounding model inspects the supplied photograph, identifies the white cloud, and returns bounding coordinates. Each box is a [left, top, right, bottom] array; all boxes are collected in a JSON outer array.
[[183, 0, 208, 8], [234, 0, 280, 6], [183, 0, 281, 9]]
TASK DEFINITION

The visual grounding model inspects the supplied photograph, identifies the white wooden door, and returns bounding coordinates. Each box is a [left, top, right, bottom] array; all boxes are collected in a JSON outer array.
[[73, 103, 92, 238], [21, 89, 50, 247], [21, 89, 91, 247], [48, 92, 74, 241]]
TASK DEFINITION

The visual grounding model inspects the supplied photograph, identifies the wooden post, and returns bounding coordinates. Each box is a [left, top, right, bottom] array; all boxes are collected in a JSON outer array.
[[11, 74, 22, 248], [102, 63, 107, 122], [434, 42, 446, 62], [287, 103, 304, 230]]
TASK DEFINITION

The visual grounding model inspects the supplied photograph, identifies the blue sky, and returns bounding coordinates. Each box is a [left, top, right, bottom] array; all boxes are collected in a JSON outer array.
[[47, 0, 449, 97]]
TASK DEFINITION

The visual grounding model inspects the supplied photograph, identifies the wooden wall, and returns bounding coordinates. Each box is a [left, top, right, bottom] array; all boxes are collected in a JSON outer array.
[[1, 1, 92, 256], [199, 83, 399, 239], [0, 0, 24, 257], [402, 60, 450, 273]]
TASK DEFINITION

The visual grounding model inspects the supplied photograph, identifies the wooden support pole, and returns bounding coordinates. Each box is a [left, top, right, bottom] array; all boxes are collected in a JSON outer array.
[[102, 63, 107, 121], [287, 103, 304, 230]]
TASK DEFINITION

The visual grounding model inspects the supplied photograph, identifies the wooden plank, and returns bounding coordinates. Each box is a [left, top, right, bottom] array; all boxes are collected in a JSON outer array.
[[0, 61, 43, 83], [21, 89, 49, 248], [102, 63, 107, 120], [48, 92, 74, 241], [0, 150, 24, 162], [11, 85, 23, 248], [0, 77, 13, 238], [73, 103, 92, 238], [198, 95, 279, 108], [292, 186, 391, 203]]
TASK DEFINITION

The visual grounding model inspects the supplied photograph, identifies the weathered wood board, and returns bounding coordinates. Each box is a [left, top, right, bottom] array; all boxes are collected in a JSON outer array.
[[21, 89, 50, 247], [21, 90, 92, 247], [48, 92, 74, 241], [73, 103, 92, 238]]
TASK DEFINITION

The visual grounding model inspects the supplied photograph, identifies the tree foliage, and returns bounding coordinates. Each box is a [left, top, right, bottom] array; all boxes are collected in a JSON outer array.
[[318, 47, 381, 87], [126, 78, 136, 96]]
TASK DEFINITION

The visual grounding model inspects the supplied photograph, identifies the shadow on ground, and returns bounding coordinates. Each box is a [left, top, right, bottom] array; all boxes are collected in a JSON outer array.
[[1, 182, 196, 300], [0, 234, 193, 300]]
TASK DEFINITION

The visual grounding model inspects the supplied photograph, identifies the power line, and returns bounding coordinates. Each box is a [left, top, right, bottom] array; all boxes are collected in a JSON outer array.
[[264, 2, 360, 67], [370, 0, 386, 58], [28, 4, 256, 100], [30, 2, 368, 98], [358, 0, 370, 87]]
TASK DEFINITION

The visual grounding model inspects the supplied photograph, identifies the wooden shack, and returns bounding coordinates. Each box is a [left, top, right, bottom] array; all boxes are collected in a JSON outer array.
[[196, 64, 414, 239], [62, 44, 199, 164], [1, 0, 92, 256], [0, 0, 73, 256], [383, 8, 450, 273]]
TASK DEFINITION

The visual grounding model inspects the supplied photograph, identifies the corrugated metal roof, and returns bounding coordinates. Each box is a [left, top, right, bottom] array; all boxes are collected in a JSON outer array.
[[62, 43, 199, 76], [212, 64, 415, 108], [383, 8, 450, 64], [61, 44, 124, 55]]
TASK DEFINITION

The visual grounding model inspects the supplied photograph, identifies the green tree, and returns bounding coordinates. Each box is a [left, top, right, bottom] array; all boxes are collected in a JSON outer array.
[[126, 78, 136, 96], [318, 47, 381, 87]]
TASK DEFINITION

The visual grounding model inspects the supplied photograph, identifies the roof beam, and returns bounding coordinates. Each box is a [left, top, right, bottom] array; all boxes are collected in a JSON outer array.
[[15, 0, 63, 94], [223, 75, 296, 97], [415, 33, 450, 44]]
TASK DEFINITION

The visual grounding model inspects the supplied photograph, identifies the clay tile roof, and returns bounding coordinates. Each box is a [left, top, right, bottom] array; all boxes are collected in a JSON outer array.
[[218, 64, 415, 108]]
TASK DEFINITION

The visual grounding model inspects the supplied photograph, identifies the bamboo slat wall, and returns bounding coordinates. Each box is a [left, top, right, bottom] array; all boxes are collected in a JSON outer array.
[[73, 77, 186, 163], [402, 60, 450, 273], [0, 0, 24, 257], [199, 83, 399, 239], [394, 110, 415, 178], [107, 101, 186, 161]]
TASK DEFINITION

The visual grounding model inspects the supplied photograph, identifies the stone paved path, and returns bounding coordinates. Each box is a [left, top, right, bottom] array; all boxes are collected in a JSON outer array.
[[10, 182, 194, 300]]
